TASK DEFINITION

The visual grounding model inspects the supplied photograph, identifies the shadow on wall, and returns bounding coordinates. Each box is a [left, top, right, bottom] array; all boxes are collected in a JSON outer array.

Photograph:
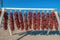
[[12, 30, 60, 40]]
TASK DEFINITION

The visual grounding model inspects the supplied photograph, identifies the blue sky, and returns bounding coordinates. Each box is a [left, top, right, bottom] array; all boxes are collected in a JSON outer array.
[[0, 0, 60, 12]]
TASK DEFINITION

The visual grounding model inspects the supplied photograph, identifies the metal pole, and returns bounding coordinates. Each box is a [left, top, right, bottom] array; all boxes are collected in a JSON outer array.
[[54, 11, 60, 32], [8, 18, 12, 36], [0, 7, 4, 27]]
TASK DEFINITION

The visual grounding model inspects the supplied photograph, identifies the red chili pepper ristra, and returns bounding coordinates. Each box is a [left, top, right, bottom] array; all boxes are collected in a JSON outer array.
[[54, 20, 58, 30], [19, 12, 24, 30], [52, 12, 58, 30], [45, 13, 49, 29], [24, 12, 28, 31], [36, 12, 40, 30], [10, 12, 14, 31], [41, 12, 45, 30], [33, 12, 37, 30], [49, 12, 54, 30], [27, 12, 32, 29], [29, 12, 32, 29], [14, 12, 20, 29], [2, 12, 8, 30]]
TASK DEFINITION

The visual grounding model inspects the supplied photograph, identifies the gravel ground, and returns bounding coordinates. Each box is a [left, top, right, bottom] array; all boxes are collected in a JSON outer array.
[[0, 27, 60, 40]]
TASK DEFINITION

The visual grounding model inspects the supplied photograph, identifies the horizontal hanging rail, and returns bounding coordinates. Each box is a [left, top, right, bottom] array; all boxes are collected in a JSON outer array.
[[3, 8, 56, 10]]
